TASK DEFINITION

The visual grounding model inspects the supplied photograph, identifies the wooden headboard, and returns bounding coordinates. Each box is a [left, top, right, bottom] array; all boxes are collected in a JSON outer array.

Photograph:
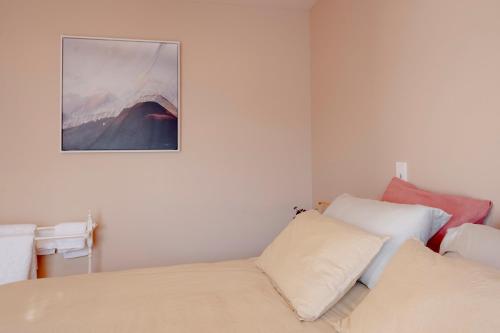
[[315, 201, 331, 214]]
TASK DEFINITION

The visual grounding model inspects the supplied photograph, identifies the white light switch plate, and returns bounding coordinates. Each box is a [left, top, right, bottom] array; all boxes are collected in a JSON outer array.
[[396, 162, 408, 181]]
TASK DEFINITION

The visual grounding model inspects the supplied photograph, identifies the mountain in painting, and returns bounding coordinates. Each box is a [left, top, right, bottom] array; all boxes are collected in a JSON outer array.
[[62, 96, 178, 151]]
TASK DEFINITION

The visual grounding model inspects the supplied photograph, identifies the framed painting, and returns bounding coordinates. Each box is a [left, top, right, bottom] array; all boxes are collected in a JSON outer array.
[[61, 36, 180, 152]]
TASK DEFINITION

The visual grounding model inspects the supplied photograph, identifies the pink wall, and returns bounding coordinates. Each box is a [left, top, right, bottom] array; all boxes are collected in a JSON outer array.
[[4, 0, 498, 277], [0, 0, 312, 276], [311, 0, 499, 226]]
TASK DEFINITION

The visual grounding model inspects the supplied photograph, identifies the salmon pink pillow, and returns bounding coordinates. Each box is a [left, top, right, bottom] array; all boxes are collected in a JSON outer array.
[[382, 177, 492, 252]]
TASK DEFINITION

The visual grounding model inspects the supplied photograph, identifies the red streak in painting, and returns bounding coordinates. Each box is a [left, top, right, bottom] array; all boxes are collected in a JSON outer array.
[[145, 113, 177, 121]]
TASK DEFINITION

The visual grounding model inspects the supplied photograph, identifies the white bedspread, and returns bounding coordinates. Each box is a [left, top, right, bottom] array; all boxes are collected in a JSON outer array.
[[0, 234, 36, 285], [0, 259, 368, 333]]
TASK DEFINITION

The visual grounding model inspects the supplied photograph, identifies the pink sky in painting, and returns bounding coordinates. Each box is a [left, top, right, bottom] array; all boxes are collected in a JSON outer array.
[[62, 37, 178, 129]]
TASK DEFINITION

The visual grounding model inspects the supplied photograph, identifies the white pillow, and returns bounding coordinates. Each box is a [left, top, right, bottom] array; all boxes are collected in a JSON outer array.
[[256, 210, 387, 321], [323, 194, 450, 288], [440, 223, 500, 269], [335, 239, 500, 333]]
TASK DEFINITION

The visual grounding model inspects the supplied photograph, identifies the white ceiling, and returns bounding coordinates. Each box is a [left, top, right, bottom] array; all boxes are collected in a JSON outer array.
[[190, 0, 318, 10]]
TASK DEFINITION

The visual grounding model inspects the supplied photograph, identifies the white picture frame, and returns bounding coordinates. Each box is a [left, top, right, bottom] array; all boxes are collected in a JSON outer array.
[[60, 35, 181, 153]]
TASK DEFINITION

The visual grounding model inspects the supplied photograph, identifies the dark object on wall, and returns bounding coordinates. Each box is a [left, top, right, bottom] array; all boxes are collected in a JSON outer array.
[[293, 206, 307, 218]]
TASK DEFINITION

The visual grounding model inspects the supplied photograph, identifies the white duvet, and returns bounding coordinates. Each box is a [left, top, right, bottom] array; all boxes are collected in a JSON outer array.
[[0, 259, 368, 333], [0, 224, 37, 285]]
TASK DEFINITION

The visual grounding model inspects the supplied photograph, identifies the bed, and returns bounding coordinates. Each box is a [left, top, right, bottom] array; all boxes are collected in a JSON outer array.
[[0, 258, 368, 333], [1, 183, 496, 332]]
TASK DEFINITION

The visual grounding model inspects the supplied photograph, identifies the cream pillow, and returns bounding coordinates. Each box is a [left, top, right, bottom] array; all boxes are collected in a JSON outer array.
[[336, 239, 500, 333], [256, 210, 387, 321]]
